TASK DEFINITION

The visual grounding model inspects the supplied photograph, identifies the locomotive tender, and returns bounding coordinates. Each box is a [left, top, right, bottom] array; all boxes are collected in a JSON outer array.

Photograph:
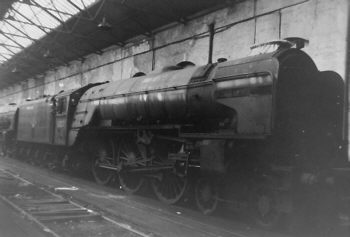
[[0, 39, 346, 227]]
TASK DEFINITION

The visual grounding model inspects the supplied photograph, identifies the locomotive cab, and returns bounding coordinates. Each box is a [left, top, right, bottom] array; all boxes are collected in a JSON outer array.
[[52, 83, 105, 146], [53, 93, 70, 146]]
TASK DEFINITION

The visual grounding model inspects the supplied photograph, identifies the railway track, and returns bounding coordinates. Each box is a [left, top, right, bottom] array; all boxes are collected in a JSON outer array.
[[0, 168, 153, 237], [2, 155, 350, 237], [0, 155, 288, 237]]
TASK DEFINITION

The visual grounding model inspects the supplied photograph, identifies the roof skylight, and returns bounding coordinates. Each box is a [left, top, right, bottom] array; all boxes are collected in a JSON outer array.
[[0, 0, 96, 64]]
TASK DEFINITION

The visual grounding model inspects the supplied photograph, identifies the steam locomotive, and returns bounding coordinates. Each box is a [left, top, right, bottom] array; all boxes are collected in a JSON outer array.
[[0, 39, 348, 228]]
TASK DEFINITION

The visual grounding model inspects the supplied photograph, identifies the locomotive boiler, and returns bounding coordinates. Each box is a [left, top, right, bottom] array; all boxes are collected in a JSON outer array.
[[2, 39, 347, 228]]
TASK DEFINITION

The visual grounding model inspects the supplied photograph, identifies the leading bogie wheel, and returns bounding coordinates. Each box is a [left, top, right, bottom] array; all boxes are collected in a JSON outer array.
[[250, 186, 282, 229], [91, 140, 116, 185]]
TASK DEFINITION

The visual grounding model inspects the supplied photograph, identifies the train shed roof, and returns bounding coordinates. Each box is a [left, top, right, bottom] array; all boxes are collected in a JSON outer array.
[[0, 0, 227, 88]]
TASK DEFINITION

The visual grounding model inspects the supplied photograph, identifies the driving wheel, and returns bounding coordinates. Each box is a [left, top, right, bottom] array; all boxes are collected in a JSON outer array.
[[151, 170, 187, 204]]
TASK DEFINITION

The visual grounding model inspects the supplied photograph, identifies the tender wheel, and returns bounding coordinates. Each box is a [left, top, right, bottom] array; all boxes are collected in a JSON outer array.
[[47, 150, 62, 170], [195, 178, 218, 215], [16, 146, 23, 159], [151, 170, 187, 204], [32, 149, 42, 165], [117, 138, 145, 194], [25, 147, 34, 164], [16, 146, 26, 159], [4, 143, 14, 157], [250, 187, 282, 229], [91, 140, 116, 185]]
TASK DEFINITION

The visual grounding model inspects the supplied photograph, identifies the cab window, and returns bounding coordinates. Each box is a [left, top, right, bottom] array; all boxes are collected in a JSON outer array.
[[56, 97, 67, 114]]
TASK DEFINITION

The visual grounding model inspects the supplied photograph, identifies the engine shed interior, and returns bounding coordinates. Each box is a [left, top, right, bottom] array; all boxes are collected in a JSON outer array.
[[0, 1, 349, 236]]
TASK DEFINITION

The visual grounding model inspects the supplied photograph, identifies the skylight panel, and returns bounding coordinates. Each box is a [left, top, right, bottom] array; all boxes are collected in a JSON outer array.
[[0, 0, 97, 64]]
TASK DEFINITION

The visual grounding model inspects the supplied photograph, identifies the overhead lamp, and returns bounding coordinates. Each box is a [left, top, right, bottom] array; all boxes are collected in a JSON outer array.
[[98, 17, 112, 30]]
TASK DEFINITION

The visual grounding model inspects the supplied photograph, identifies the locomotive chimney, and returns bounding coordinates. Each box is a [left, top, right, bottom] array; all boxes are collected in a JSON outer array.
[[284, 37, 309, 49]]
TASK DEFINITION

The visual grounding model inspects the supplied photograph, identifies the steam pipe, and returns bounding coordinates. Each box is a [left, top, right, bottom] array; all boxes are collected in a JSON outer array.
[[208, 23, 215, 64]]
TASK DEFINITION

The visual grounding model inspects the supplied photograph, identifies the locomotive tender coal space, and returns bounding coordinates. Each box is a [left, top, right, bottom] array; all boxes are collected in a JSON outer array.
[[0, 39, 348, 230]]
